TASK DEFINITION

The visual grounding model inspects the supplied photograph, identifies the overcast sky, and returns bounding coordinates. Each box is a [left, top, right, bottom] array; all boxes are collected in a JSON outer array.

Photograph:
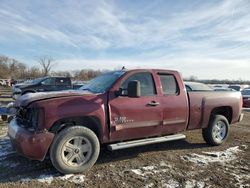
[[0, 0, 250, 80]]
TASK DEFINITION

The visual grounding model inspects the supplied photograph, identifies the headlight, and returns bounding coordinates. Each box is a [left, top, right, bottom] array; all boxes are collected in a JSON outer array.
[[16, 108, 39, 129]]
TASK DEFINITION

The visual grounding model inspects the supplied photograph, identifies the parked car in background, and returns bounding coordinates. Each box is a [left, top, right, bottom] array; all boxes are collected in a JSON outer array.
[[214, 88, 236, 91], [185, 82, 213, 91], [228, 85, 241, 91], [12, 76, 72, 99], [0, 79, 10, 86], [241, 89, 250, 108], [213, 84, 229, 89]]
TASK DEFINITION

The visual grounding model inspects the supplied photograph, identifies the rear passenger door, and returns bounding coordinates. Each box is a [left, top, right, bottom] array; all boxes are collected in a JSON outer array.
[[55, 78, 72, 91], [158, 73, 189, 134]]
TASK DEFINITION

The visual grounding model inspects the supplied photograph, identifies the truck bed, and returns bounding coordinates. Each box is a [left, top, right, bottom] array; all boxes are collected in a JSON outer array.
[[187, 91, 242, 130]]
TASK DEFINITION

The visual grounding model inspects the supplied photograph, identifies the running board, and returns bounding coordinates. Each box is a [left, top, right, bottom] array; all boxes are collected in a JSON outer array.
[[107, 134, 186, 151]]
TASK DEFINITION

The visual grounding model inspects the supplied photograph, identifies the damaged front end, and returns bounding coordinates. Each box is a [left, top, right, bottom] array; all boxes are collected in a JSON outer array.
[[8, 105, 54, 161]]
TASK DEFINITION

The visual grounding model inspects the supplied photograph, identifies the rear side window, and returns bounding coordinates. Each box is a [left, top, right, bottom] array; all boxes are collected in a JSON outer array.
[[121, 72, 156, 96], [55, 78, 71, 86], [159, 74, 179, 95], [41, 78, 55, 85]]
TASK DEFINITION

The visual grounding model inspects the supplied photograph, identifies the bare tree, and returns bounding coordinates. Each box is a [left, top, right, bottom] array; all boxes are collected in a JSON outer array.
[[38, 56, 55, 76]]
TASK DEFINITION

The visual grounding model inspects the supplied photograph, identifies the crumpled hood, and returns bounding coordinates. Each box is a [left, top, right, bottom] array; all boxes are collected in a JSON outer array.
[[14, 90, 95, 107]]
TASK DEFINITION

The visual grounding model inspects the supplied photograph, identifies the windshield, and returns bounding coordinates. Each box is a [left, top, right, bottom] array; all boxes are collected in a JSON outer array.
[[241, 90, 250, 95], [79, 71, 125, 93]]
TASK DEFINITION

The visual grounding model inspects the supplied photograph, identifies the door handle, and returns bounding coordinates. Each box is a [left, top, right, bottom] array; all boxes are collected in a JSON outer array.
[[147, 101, 160, 106]]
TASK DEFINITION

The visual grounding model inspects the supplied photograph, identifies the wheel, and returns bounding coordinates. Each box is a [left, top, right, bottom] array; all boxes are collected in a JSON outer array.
[[50, 126, 100, 174], [202, 115, 229, 146]]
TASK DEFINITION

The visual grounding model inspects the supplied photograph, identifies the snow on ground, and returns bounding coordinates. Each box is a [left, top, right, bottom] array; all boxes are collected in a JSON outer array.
[[184, 180, 205, 188], [0, 137, 15, 161], [0, 126, 7, 138], [130, 165, 167, 178], [131, 164, 206, 188], [21, 174, 85, 185], [59, 174, 85, 184], [37, 175, 54, 184], [181, 146, 243, 165]]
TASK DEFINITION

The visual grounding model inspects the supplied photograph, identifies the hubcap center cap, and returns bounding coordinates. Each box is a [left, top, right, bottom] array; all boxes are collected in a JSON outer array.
[[75, 148, 80, 153]]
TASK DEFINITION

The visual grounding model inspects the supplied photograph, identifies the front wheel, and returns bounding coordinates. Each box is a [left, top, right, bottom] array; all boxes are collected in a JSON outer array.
[[202, 115, 229, 146], [50, 126, 100, 174]]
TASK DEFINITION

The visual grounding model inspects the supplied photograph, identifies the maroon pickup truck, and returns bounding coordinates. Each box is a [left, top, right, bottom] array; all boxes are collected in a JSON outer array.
[[8, 69, 244, 174]]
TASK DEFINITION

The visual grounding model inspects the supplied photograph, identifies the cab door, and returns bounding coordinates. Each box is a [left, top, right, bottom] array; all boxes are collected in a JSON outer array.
[[108, 71, 163, 142], [157, 73, 189, 134]]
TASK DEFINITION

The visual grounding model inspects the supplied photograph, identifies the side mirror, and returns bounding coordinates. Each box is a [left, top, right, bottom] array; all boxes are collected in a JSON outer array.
[[127, 80, 141, 98]]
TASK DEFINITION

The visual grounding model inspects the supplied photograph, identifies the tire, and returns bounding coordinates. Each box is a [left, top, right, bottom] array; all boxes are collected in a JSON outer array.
[[202, 115, 229, 146], [50, 126, 100, 174]]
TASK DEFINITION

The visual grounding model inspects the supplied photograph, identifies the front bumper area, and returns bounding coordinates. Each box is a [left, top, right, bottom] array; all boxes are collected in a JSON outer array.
[[8, 119, 54, 161]]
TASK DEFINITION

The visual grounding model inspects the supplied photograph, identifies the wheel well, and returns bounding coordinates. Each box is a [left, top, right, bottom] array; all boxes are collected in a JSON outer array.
[[50, 116, 102, 139], [210, 106, 232, 123]]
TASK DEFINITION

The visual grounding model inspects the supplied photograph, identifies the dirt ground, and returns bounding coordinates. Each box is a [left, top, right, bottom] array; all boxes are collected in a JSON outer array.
[[0, 111, 249, 188]]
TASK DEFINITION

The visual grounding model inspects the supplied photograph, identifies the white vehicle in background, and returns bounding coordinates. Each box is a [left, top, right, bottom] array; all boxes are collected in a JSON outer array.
[[0, 79, 6, 86], [0, 79, 11, 86]]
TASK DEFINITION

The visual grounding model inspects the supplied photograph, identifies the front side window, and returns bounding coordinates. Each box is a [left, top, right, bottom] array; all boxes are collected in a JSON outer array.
[[121, 72, 156, 96], [159, 74, 179, 95]]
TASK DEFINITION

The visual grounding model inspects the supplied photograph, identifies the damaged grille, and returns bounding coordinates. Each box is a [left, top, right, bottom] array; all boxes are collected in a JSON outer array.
[[16, 107, 39, 129]]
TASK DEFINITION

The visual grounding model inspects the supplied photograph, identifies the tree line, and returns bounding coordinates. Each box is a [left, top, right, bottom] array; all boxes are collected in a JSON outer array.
[[0, 55, 102, 81], [184, 75, 250, 85], [1, 55, 249, 84]]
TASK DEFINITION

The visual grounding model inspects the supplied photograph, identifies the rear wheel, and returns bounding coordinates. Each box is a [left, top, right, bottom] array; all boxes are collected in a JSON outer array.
[[50, 126, 100, 174], [202, 115, 229, 146]]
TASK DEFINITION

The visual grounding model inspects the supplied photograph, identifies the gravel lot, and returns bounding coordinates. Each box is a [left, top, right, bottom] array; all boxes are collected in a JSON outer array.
[[0, 111, 249, 188]]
